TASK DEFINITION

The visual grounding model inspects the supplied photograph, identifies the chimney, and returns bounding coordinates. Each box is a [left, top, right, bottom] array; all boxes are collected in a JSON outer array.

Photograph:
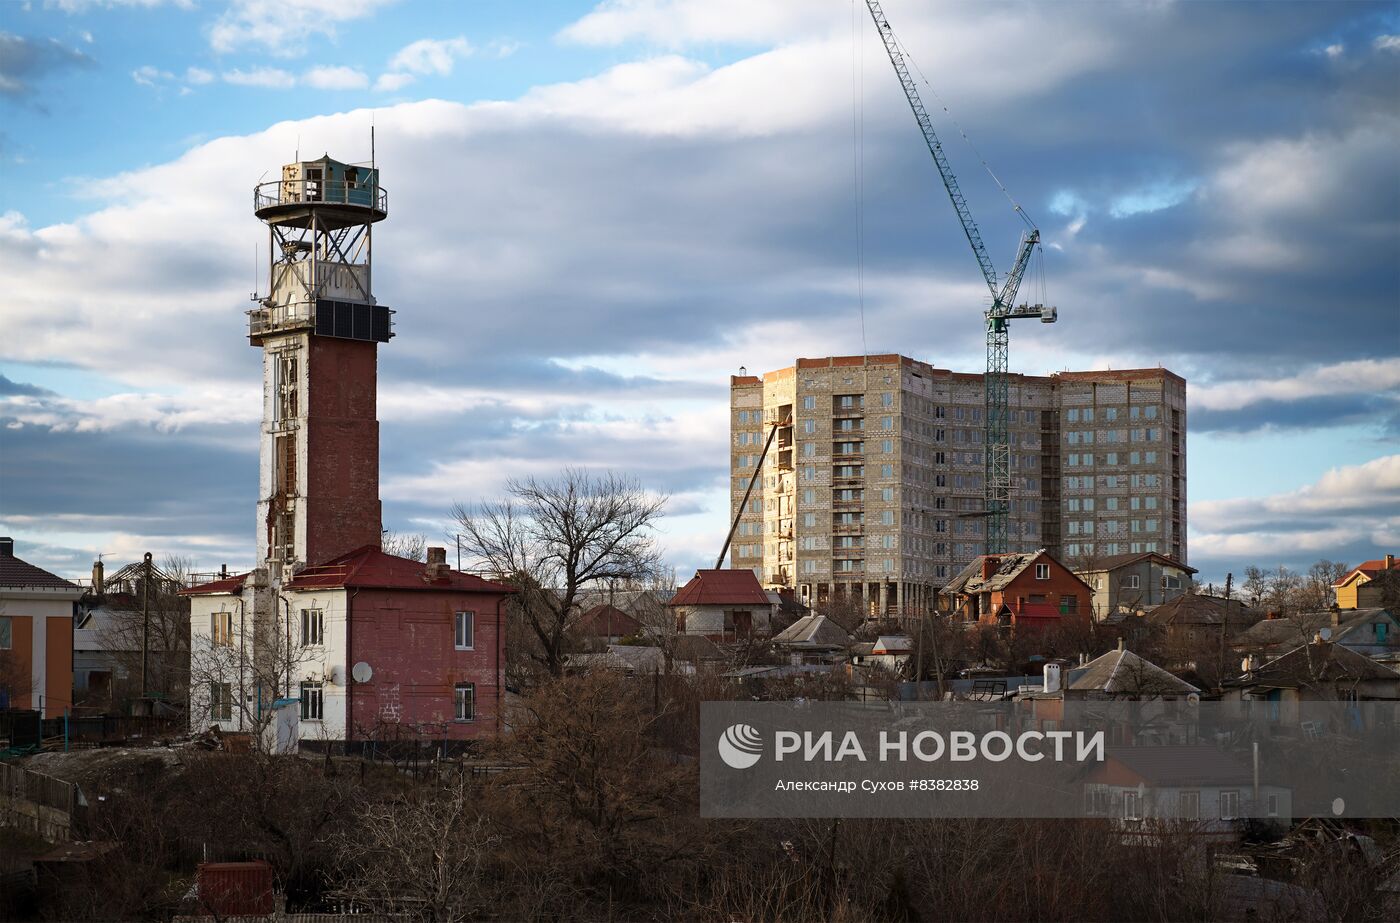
[[1387, 554, 1396, 570], [425, 546, 448, 579], [1331, 609, 1342, 627], [1117, 636, 1125, 652], [92, 559, 105, 595], [981, 555, 999, 581], [1043, 662, 1062, 694], [0, 537, 12, 557]]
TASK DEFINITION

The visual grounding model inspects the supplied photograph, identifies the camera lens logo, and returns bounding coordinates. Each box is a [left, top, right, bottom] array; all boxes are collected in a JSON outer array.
[[718, 723, 763, 769]]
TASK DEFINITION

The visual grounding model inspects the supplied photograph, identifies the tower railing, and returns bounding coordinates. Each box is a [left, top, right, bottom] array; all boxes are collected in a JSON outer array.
[[254, 179, 388, 213]]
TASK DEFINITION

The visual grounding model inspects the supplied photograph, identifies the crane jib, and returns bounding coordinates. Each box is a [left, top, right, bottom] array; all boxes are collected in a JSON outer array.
[[864, 0, 1053, 557]]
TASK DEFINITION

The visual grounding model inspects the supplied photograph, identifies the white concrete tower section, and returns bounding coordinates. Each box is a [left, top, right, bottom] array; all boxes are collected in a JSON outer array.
[[249, 155, 393, 573]]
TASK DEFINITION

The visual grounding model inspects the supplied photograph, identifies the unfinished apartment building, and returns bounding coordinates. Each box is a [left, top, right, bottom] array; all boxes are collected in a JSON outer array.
[[729, 356, 1186, 615]]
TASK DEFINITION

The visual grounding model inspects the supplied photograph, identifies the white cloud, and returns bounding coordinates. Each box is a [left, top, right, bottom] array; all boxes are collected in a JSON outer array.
[[209, 0, 397, 56], [387, 36, 472, 76], [1321, 43, 1344, 59], [47, 0, 192, 11], [184, 66, 214, 85], [1192, 359, 1400, 412], [302, 65, 369, 90], [1374, 35, 1400, 53], [374, 72, 415, 93], [559, 0, 824, 47], [1191, 455, 1400, 560], [222, 67, 296, 89], [131, 64, 172, 86]]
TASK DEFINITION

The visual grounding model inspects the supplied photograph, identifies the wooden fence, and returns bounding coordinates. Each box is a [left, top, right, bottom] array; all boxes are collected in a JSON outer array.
[[0, 761, 84, 840]]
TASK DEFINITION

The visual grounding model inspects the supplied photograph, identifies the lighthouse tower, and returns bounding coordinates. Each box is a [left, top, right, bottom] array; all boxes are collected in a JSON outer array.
[[249, 155, 393, 572]]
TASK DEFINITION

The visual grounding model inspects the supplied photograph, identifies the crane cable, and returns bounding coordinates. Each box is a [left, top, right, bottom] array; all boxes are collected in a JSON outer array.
[[851, 0, 869, 357], [890, 31, 1038, 233]]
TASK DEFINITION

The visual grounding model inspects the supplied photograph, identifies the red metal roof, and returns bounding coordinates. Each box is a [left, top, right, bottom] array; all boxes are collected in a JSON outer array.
[[1333, 557, 1397, 586], [667, 569, 771, 607], [0, 550, 79, 591], [181, 573, 250, 596], [285, 545, 514, 593]]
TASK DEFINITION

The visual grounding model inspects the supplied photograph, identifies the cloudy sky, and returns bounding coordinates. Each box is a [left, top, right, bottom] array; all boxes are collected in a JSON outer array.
[[2, 0, 1397, 587]]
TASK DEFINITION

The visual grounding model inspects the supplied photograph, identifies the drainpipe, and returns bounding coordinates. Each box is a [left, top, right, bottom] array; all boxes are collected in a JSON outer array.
[[346, 587, 359, 750], [495, 595, 504, 734]]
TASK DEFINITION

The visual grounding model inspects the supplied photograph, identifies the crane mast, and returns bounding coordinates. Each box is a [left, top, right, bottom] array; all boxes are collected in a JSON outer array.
[[864, 0, 1056, 555]]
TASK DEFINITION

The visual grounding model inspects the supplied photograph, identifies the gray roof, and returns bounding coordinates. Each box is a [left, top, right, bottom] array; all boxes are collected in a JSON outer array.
[[1076, 551, 1197, 575], [772, 614, 851, 648], [1236, 609, 1397, 651], [1148, 593, 1259, 628], [940, 551, 1043, 595], [1068, 648, 1199, 695], [0, 547, 79, 591], [1242, 640, 1400, 686]]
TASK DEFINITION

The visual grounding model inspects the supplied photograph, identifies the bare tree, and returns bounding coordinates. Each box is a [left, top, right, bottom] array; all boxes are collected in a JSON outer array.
[[381, 530, 427, 562], [332, 776, 499, 922], [452, 468, 667, 677]]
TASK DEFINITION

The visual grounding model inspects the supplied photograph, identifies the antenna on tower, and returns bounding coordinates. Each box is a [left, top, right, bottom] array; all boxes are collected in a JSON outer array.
[[371, 123, 375, 171]]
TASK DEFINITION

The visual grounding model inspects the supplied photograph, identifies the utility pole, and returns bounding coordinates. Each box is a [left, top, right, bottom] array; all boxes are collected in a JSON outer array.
[[140, 551, 152, 701]]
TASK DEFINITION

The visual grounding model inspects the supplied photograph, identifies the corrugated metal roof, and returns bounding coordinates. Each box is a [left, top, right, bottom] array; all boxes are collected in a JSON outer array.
[[667, 569, 771, 607], [284, 545, 514, 593], [181, 573, 250, 596]]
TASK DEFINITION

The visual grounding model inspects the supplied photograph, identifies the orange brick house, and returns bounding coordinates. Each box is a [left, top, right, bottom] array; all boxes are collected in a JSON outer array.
[[940, 550, 1094, 631], [0, 537, 80, 717]]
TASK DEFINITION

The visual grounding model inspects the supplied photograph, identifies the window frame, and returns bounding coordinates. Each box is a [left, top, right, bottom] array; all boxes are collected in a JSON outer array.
[[299, 607, 324, 648], [455, 610, 476, 651], [210, 681, 233, 721], [300, 680, 324, 721], [211, 611, 234, 647], [454, 682, 476, 721], [1035, 563, 1050, 580], [1220, 789, 1240, 821], [0, 615, 13, 650]]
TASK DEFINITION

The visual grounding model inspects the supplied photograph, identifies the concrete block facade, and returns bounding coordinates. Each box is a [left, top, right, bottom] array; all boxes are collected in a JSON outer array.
[[730, 356, 1185, 615]]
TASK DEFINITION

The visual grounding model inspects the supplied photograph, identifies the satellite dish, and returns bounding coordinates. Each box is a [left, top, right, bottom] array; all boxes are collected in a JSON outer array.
[[1319, 627, 1333, 641], [351, 661, 373, 683], [328, 664, 345, 686]]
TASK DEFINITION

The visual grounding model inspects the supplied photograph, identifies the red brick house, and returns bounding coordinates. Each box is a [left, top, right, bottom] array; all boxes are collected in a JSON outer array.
[[186, 546, 511, 745], [940, 550, 1093, 630]]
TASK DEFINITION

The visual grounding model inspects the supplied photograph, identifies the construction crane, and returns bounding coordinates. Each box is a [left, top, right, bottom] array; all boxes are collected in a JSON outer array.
[[864, 0, 1056, 555]]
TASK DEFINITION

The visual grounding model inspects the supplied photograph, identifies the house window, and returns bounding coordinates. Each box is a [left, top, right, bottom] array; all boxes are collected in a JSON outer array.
[[1180, 791, 1200, 820], [1122, 575, 1140, 589], [802, 396, 816, 410], [455, 682, 476, 721], [1059, 595, 1078, 615], [1267, 793, 1280, 817], [300, 608, 324, 647], [1220, 790, 1240, 820], [1162, 574, 1182, 590], [211, 612, 234, 647], [210, 682, 232, 721], [1, 616, 13, 650], [455, 611, 475, 650], [1124, 790, 1142, 821], [300, 681, 324, 721], [1035, 563, 1049, 580]]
